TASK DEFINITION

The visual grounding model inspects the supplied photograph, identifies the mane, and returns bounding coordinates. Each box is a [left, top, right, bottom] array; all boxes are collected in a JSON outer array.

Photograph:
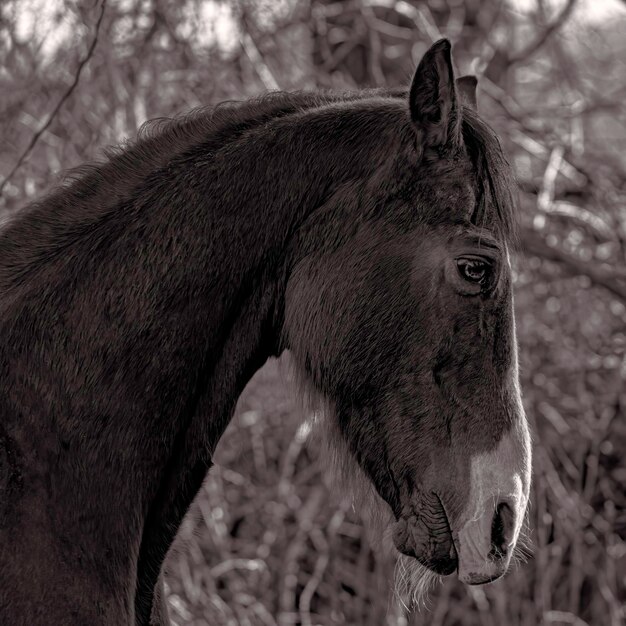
[[1, 91, 320, 227], [0, 89, 517, 293], [0, 91, 344, 291], [53, 91, 330, 205], [0, 87, 399, 234]]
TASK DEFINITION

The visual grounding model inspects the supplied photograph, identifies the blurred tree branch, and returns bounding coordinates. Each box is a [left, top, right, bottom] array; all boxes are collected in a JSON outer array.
[[0, 0, 106, 196], [507, 0, 578, 66], [521, 227, 626, 301]]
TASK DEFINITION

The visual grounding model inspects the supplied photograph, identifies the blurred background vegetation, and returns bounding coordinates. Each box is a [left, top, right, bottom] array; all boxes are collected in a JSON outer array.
[[1, 0, 625, 624]]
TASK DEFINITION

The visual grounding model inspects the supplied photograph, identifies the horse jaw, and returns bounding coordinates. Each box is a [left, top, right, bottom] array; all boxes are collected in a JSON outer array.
[[316, 415, 442, 608], [284, 364, 441, 608]]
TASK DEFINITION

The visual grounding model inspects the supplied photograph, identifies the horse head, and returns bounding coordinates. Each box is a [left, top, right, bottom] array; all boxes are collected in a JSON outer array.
[[284, 40, 531, 598]]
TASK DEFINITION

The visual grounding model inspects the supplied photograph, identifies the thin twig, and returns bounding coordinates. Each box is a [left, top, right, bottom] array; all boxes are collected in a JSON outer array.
[[0, 0, 106, 196], [241, 30, 279, 91], [537, 145, 565, 212]]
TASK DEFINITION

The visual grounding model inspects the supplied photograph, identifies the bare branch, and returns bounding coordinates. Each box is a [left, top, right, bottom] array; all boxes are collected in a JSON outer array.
[[537, 146, 565, 212], [0, 0, 107, 197], [545, 201, 615, 241], [241, 32, 280, 91], [510, 129, 587, 186], [508, 0, 578, 66], [521, 227, 626, 301]]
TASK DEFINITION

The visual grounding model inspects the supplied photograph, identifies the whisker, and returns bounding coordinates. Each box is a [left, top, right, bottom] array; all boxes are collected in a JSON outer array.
[[393, 554, 440, 610]]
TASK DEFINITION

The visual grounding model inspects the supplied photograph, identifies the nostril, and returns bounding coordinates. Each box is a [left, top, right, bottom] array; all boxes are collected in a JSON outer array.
[[490, 501, 515, 560]]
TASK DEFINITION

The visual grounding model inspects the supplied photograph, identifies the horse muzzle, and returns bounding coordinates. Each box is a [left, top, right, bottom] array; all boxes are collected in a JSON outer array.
[[454, 499, 517, 584], [392, 420, 531, 584], [453, 423, 531, 585]]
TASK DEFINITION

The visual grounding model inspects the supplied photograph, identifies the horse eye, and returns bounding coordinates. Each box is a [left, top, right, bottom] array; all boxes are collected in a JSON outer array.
[[456, 258, 491, 285]]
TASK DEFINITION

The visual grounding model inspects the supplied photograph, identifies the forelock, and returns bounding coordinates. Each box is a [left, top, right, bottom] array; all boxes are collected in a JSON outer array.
[[462, 107, 518, 247]]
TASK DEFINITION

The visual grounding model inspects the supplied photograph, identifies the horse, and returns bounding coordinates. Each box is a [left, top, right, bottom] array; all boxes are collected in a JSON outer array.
[[0, 39, 531, 625]]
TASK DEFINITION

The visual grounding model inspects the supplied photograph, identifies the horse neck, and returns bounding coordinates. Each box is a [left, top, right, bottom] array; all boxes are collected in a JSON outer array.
[[2, 101, 402, 477], [164, 103, 402, 444]]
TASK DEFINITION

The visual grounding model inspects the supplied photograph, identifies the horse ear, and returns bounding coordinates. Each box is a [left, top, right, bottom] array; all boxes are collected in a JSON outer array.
[[456, 75, 478, 110], [409, 39, 461, 150]]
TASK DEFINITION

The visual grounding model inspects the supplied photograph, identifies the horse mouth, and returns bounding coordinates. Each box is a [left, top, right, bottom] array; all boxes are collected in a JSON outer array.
[[391, 493, 458, 576]]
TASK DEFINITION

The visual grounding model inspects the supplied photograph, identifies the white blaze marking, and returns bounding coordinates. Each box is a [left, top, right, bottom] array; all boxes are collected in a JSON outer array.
[[456, 418, 531, 583]]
